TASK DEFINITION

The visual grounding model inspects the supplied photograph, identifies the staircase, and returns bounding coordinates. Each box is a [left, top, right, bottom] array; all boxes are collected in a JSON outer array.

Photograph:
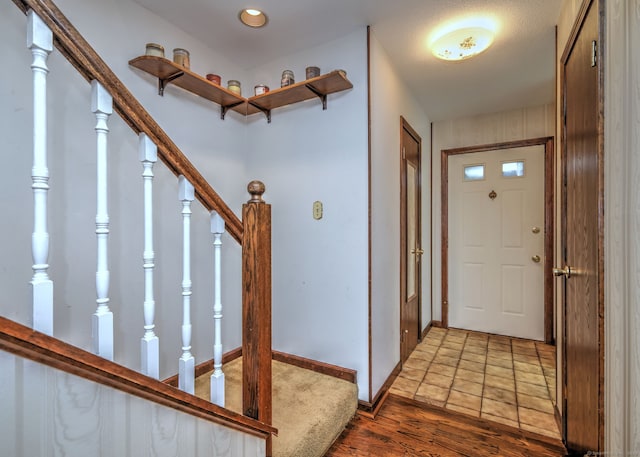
[[195, 358, 357, 457], [0, 0, 357, 455]]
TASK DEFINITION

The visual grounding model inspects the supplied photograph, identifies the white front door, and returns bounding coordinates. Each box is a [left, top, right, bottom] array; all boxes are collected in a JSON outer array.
[[448, 145, 545, 340]]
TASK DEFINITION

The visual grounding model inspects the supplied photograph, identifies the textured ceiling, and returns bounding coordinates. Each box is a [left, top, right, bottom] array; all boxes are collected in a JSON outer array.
[[131, 0, 562, 121]]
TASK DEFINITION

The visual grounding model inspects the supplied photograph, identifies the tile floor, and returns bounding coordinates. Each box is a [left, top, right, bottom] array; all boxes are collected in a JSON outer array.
[[390, 327, 560, 439]]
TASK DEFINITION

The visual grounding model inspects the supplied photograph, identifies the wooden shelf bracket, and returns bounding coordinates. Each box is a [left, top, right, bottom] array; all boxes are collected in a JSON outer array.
[[305, 84, 328, 110], [248, 102, 272, 123], [220, 101, 245, 120], [158, 71, 184, 96]]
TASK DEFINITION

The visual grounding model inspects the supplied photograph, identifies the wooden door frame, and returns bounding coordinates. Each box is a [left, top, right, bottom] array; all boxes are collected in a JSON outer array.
[[441, 137, 555, 343], [559, 0, 605, 449], [400, 116, 422, 361]]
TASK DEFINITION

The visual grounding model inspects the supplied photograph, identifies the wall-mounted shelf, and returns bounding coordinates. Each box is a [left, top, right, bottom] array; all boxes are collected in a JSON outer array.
[[128, 55, 353, 123]]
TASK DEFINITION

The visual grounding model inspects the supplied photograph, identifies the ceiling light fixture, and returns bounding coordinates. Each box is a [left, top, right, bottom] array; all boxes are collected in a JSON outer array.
[[429, 17, 498, 62], [239, 8, 268, 28]]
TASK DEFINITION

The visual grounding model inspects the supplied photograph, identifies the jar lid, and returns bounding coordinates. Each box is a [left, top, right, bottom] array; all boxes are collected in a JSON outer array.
[[228, 80, 241, 85], [173, 48, 189, 54], [146, 42, 164, 50]]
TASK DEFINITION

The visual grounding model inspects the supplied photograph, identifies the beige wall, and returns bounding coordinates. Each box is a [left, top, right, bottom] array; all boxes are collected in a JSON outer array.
[[603, 0, 640, 454]]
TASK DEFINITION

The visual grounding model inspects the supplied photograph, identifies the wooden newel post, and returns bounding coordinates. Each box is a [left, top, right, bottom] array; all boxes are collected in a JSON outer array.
[[242, 180, 272, 426]]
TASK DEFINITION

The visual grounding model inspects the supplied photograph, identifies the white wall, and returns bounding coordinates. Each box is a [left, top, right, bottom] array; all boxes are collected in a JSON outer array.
[[1, 0, 414, 405], [244, 30, 371, 400], [369, 30, 431, 401], [431, 105, 555, 325], [0, 0, 249, 379], [0, 350, 265, 456]]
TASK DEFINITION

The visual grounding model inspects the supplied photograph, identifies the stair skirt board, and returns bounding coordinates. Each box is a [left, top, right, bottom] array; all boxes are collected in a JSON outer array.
[[195, 358, 359, 457]]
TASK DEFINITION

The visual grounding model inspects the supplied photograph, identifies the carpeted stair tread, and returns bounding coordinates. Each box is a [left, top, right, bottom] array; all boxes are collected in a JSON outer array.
[[195, 358, 358, 457]]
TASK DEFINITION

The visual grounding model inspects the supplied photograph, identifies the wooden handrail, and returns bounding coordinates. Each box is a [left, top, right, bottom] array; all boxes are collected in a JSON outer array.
[[0, 316, 277, 439], [11, 0, 243, 243]]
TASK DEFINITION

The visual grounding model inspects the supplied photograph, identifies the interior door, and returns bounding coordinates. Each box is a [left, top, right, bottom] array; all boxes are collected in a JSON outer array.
[[400, 118, 422, 363], [560, 0, 603, 452], [448, 146, 545, 340]]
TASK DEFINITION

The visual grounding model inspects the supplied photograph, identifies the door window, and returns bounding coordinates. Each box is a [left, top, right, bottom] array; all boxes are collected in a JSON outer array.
[[501, 160, 525, 178], [463, 164, 485, 181]]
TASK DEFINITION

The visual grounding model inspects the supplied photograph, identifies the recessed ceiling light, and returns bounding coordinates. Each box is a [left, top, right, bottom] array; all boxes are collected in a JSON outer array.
[[239, 8, 268, 28]]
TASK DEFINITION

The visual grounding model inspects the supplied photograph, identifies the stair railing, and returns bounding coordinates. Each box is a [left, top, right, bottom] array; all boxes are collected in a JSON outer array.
[[9, 0, 274, 447]]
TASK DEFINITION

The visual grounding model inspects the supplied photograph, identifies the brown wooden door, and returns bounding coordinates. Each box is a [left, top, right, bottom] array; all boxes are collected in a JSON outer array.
[[400, 117, 422, 362], [560, 0, 603, 452]]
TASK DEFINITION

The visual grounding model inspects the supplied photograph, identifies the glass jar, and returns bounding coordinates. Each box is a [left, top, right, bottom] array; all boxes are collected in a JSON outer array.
[[206, 74, 221, 85], [227, 80, 242, 96], [281, 70, 295, 87], [145, 43, 165, 58], [254, 85, 269, 96], [172, 48, 190, 69], [305, 66, 320, 79]]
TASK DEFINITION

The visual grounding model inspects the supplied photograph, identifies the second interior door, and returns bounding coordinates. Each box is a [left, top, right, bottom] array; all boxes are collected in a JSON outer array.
[[400, 118, 422, 362]]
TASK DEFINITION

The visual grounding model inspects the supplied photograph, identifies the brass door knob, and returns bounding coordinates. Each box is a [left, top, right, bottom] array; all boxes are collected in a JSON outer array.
[[531, 255, 541, 263], [553, 266, 572, 278]]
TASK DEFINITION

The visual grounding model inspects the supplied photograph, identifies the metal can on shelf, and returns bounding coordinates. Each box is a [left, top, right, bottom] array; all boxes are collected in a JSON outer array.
[[227, 80, 242, 96], [254, 85, 269, 96], [145, 43, 165, 58], [172, 48, 190, 69], [281, 70, 295, 87]]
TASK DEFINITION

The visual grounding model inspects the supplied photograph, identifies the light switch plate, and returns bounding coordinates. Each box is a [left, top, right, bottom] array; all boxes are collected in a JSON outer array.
[[313, 201, 323, 220]]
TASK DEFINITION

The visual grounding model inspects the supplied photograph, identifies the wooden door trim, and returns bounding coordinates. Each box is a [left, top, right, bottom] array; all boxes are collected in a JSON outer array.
[[400, 116, 422, 362], [559, 0, 605, 450], [441, 137, 555, 343]]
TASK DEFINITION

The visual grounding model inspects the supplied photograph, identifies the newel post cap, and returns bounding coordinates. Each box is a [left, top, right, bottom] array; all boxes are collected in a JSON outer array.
[[247, 180, 265, 203]]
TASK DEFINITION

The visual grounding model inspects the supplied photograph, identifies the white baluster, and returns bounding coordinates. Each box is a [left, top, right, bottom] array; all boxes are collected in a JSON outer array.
[[178, 176, 195, 394], [27, 11, 54, 336], [139, 133, 159, 379], [210, 212, 225, 406], [91, 81, 114, 360]]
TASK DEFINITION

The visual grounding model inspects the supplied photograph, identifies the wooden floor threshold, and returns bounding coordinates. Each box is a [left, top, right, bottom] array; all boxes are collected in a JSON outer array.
[[326, 394, 567, 456]]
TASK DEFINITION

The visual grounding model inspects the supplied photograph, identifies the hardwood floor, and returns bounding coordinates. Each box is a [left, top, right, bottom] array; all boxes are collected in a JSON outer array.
[[325, 394, 567, 456]]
